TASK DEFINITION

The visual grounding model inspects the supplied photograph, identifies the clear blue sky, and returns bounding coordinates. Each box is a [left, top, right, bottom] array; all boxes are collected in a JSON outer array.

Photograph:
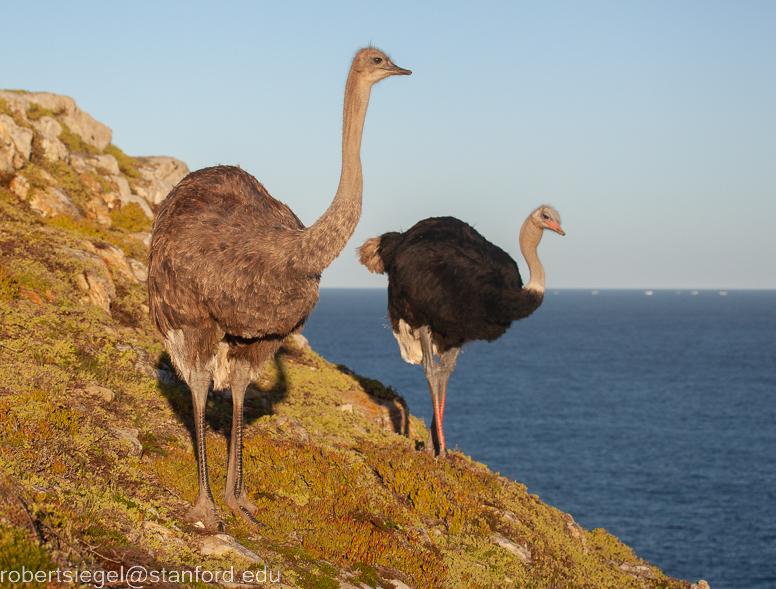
[[5, 1, 775, 289]]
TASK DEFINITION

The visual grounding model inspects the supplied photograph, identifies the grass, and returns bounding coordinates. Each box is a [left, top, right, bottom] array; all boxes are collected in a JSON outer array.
[[0, 88, 693, 589], [0, 205, 690, 588]]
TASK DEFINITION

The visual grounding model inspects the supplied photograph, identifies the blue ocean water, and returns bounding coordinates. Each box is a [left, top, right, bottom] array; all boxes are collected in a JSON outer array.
[[303, 288, 776, 589]]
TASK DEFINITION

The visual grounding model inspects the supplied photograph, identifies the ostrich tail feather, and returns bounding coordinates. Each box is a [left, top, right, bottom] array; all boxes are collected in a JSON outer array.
[[357, 237, 385, 274]]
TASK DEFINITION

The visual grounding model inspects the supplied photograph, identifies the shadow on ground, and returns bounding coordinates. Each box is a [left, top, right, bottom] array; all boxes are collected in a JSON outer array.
[[154, 346, 291, 456]]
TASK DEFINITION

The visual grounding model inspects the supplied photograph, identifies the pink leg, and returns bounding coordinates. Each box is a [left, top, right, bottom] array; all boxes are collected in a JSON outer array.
[[419, 328, 460, 458]]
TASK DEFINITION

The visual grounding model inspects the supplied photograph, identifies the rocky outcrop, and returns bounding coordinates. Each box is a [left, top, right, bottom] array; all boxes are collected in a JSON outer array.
[[30, 116, 68, 162], [0, 90, 112, 150], [0, 89, 189, 224], [57, 240, 149, 312], [0, 114, 33, 172], [134, 156, 190, 205]]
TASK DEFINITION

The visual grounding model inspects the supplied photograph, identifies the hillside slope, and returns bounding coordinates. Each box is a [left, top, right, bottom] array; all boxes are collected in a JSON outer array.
[[0, 90, 700, 589]]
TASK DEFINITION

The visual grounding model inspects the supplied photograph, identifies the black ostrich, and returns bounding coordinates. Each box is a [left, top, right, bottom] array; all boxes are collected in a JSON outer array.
[[358, 206, 564, 457], [147, 48, 410, 531]]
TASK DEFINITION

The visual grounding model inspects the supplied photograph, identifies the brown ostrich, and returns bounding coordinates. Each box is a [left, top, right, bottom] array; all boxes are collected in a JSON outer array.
[[147, 47, 410, 530], [358, 206, 564, 457]]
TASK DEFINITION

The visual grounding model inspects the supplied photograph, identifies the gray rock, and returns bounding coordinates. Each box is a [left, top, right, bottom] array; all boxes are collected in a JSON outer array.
[[111, 427, 143, 457], [30, 116, 68, 162], [619, 563, 655, 579], [136, 155, 189, 185], [133, 177, 174, 205], [490, 533, 531, 563], [201, 534, 263, 563], [61, 245, 117, 311], [85, 197, 112, 227], [76, 268, 116, 312], [288, 332, 311, 350], [9, 91, 112, 150], [0, 114, 33, 171], [142, 520, 175, 537], [128, 258, 148, 282], [84, 240, 140, 283], [9, 175, 30, 199], [27, 186, 81, 219], [84, 385, 115, 402], [69, 152, 121, 176]]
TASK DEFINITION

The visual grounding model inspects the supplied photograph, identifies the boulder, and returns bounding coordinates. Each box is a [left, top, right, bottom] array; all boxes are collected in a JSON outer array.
[[201, 534, 263, 563], [0, 114, 33, 172], [61, 245, 117, 312], [84, 385, 115, 403], [11, 91, 112, 150], [128, 258, 148, 282], [75, 268, 116, 312], [134, 156, 189, 205], [0, 91, 27, 118], [109, 174, 132, 196], [9, 175, 30, 199], [27, 186, 81, 219], [133, 177, 174, 205], [136, 155, 189, 185], [111, 426, 143, 457], [83, 240, 140, 283], [619, 562, 655, 580], [85, 197, 112, 227], [30, 116, 69, 162], [490, 533, 532, 563], [69, 152, 121, 176]]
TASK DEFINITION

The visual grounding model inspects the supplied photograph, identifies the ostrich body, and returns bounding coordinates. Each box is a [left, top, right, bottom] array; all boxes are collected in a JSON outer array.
[[358, 206, 564, 457], [147, 48, 410, 530]]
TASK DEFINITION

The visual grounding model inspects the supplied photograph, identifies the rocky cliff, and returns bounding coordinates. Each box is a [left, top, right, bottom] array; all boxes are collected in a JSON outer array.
[[0, 90, 705, 589]]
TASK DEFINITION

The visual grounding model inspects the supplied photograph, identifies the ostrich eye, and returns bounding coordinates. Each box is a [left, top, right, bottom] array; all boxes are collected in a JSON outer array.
[[373, 57, 383, 64], [542, 212, 550, 220]]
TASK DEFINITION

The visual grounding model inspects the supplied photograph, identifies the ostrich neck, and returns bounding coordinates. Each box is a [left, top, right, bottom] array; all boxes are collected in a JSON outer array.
[[519, 217, 545, 294], [293, 71, 372, 274]]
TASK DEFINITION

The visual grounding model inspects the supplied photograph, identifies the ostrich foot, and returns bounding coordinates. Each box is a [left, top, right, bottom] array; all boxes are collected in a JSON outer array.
[[426, 444, 447, 459], [187, 498, 225, 533], [425, 437, 447, 459], [225, 493, 263, 527]]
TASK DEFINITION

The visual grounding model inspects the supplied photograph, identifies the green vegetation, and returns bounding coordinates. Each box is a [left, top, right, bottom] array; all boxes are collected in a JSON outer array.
[[56, 121, 100, 155], [105, 144, 142, 179], [110, 202, 152, 233], [0, 90, 692, 588], [23, 102, 59, 122]]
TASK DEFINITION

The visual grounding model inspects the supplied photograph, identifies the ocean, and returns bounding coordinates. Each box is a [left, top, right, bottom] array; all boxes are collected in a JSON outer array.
[[303, 288, 776, 589]]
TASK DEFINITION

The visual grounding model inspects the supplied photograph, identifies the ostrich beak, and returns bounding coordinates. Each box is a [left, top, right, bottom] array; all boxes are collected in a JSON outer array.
[[389, 64, 412, 76], [547, 222, 565, 236]]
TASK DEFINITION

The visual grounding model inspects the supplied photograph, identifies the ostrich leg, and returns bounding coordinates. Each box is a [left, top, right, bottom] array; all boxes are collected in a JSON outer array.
[[419, 328, 459, 458], [187, 368, 225, 532], [224, 359, 261, 526], [436, 346, 459, 426]]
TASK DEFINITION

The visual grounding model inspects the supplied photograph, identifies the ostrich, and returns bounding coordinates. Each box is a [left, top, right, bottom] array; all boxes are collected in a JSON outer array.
[[357, 206, 564, 458], [147, 47, 410, 531]]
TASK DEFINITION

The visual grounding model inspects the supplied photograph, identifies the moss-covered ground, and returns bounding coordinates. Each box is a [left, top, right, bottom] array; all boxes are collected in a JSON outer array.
[[0, 96, 691, 588]]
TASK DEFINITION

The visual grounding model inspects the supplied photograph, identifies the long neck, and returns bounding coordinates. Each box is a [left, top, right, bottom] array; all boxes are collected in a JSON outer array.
[[519, 217, 545, 293], [507, 216, 545, 320], [292, 69, 372, 274]]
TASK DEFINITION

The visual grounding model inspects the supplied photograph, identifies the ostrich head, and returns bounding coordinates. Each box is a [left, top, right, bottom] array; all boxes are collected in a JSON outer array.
[[352, 47, 412, 83], [531, 205, 565, 236]]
